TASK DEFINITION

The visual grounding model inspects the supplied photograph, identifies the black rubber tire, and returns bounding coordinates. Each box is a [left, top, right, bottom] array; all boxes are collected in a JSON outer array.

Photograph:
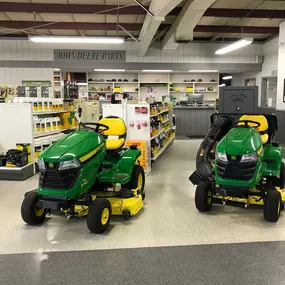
[[87, 199, 111, 234], [195, 182, 213, 212], [122, 209, 131, 220], [264, 188, 281, 222], [21, 191, 46, 225], [122, 164, 145, 192]]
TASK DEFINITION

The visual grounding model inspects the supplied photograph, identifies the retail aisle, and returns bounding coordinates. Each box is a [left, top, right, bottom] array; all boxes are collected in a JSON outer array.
[[1, 140, 285, 255]]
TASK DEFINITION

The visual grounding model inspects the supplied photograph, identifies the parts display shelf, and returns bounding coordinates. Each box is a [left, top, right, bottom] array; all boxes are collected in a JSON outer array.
[[150, 102, 175, 162], [102, 101, 175, 172], [65, 71, 220, 105], [0, 103, 78, 180]]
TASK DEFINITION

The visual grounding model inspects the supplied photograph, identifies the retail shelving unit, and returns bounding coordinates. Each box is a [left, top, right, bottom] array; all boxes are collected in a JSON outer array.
[[0, 103, 77, 180], [82, 71, 219, 105], [169, 73, 219, 105], [150, 102, 175, 162], [87, 72, 139, 101], [53, 70, 62, 98]]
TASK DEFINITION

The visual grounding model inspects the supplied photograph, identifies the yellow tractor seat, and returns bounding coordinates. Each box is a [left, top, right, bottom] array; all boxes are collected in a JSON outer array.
[[239, 115, 269, 144], [99, 117, 127, 151]]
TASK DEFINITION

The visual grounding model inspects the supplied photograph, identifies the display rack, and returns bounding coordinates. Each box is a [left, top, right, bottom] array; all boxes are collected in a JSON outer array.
[[152, 136, 175, 161], [150, 102, 175, 162], [0, 103, 78, 180], [53, 70, 62, 98]]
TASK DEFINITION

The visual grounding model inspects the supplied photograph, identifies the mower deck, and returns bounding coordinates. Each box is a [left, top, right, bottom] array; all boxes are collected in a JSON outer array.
[[213, 187, 285, 206]]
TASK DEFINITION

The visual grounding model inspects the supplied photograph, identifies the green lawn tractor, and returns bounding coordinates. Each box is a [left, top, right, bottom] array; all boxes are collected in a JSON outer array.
[[21, 116, 145, 233], [189, 113, 285, 222]]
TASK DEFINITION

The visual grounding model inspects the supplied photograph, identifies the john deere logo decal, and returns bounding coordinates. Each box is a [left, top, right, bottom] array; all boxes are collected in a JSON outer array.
[[48, 162, 54, 168], [231, 156, 236, 160]]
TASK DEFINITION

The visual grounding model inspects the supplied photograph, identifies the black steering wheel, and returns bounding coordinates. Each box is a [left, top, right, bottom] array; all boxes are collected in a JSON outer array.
[[82, 122, 109, 133], [234, 120, 261, 129]]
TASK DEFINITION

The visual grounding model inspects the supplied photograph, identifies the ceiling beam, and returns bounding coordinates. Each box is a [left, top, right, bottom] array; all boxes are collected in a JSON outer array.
[[1, 2, 285, 19], [204, 8, 285, 19], [138, 0, 184, 56], [162, 0, 216, 50], [0, 21, 278, 35], [194, 25, 279, 34], [0, 21, 145, 31], [0, 2, 149, 15]]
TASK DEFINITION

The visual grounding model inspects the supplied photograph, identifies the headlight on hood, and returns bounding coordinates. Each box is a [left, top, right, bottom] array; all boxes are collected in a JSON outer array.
[[216, 152, 228, 162], [58, 159, 80, 171], [38, 158, 45, 170], [240, 153, 258, 163]]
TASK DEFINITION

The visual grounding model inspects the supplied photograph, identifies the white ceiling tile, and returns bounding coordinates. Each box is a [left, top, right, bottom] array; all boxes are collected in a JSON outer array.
[[31, 0, 69, 3], [73, 14, 106, 22], [5, 12, 34, 21], [68, 0, 105, 3], [49, 29, 79, 35], [84, 30, 106, 36], [0, 12, 11, 20], [40, 13, 74, 22]]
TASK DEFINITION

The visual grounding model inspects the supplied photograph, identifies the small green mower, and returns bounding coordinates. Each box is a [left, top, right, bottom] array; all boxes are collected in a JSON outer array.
[[190, 113, 285, 222], [21, 116, 145, 233]]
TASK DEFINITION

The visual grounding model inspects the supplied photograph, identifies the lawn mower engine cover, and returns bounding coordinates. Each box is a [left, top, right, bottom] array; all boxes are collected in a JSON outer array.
[[38, 130, 106, 199], [215, 126, 263, 197]]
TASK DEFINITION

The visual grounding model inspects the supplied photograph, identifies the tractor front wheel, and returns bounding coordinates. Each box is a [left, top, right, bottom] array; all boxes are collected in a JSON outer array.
[[87, 199, 111, 233], [264, 188, 281, 222], [21, 190, 46, 225], [122, 165, 145, 200], [195, 182, 213, 212]]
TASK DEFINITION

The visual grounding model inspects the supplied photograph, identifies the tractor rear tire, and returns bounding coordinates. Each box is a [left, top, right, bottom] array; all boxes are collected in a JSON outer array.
[[264, 188, 281, 222], [87, 198, 111, 234], [122, 165, 145, 199], [21, 191, 46, 225], [195, 182, 213, 212]]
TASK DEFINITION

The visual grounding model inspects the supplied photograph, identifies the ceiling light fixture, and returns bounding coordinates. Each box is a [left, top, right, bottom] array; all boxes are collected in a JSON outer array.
[[53, 68, 61, 71], [142, 70, 172, 73], [215, 38, 253, 55], [94, 69, 125, 72], [188, 70, 219, 73], [222, 76, 233, 80], [29, 36, 124, 44]]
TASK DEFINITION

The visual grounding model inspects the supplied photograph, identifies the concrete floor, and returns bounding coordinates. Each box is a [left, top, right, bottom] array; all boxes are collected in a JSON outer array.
[[1, 139, 285, 255]]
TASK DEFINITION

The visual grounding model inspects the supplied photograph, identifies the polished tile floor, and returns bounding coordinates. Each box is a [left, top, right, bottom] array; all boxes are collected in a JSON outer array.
[[1, 139, 285, 255]]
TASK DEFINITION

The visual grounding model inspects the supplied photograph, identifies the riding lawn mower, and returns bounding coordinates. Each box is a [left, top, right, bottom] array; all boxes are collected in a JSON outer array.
[[21, 116, 145, 233], [189, 113, 285, 222]]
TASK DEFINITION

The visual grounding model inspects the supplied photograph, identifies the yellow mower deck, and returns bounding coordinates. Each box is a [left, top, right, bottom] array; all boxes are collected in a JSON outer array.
[[66, 188, 144, 218], [214, 187, 285, 206]]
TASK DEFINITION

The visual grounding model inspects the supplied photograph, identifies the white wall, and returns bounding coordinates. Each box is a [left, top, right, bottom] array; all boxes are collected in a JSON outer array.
[[277, 22, 285, 110], [0, 68, 53, 85], [0, 39, 262, 64], [232, 37, 279, 105]]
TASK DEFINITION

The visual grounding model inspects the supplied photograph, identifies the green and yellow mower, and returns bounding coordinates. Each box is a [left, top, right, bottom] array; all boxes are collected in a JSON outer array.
[[190, 113, 285, 222], [21, 116, 145, 233]]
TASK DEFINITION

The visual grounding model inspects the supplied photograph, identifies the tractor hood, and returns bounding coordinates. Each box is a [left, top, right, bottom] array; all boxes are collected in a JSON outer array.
[[39, 130, 105, 162], [217, 128, 262, 155]]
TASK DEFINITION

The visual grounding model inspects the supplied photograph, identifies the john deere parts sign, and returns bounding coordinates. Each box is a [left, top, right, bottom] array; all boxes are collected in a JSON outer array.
[[54, 49, 126, 62]]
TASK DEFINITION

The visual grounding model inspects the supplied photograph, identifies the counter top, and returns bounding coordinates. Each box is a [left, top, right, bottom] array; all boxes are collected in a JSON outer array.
[[174, 106, 215, 109]]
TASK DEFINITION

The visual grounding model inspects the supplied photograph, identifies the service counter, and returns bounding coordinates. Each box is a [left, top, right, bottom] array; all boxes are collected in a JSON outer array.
[[173, 106, 215, 137]]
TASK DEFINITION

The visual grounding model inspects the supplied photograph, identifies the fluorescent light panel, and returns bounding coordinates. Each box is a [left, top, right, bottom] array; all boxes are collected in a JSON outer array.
[[142, 70, 172, 73], [94, 69, 125, 72], [222, 76, 232, 80], [215, 38, 253, 55], [188, 70, 218, 73], [29, 36, 124, 44], [53, 68, 61, 71]]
